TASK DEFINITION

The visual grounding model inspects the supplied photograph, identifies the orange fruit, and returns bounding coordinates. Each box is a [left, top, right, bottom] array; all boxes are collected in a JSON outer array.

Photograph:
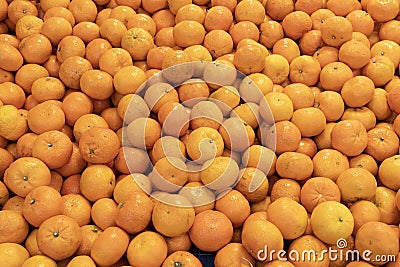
[[234, 44, 267, 74], [349, 153, 379, 176], [379, 155, 400, 191], [20, 255, 57, 267], [311, 201, 354, 244], [37, 214, 81, 261], [341, 75, 375, 108], [204, 6, 233, 32], [152, 194, 195, 237], [367, 88, 392, 121], [79, 127, 120, 164], [341, 107, 376, 131], [265, 0, 295, 21], [366, 0, 399, 23], [215, 189, 250, 228], [271, 120, 301, 154], [114, 191, 154, 234], [90, 198, 118, 230], [0, 43, 23, 72], [90, 226, 130, 267], [0, 209, 29, 244], [296, 137, 318, 158], [0, 243, 30, 267], [287, 234, 330, 266], [178, 181, 215, 214], [235, 0, 265, 25], [314, 91, 344, 122], [214, 243, 256, 267], [66, 255, 96, 267], [127, 231, 168, 267], [282, 11, 312, 40], [299, 29, 324, 56], [22, 185, 62, 227], [235, 167, 269, 203], [300, 176, 341, 213], [80, 164, 115, 202], [331, 119, 368, 157], [362, 55, 395, 87], [200, 156, 240, 191], [350, 200, 381, 235], [31, 77, 66, 103], [320, 16, 353, 47], [374, 186, 400, 225], [19, 33, 52, 64], [164, 233, 192, 255], [339, 40, 371, 69], [276, 151, 314, 180], [75, 225, 102, 256], [270, 178, 301, 203], [267, 197, 308, 240], [291, 107, 326, 137], [31, 130, 73, 169], [0, 82, 25, 109], [72, 22, 100, 43], [173, 20, 205, 48], [121, 27, 155, 61], [241, 214, 284, 261], [61, 193, 91, 226], [113, 173, 152, 203], [346, 10, 374, 36], [259, 20, 284, 49], [355, 222, 399, 265], [189, 210, 233, 252], [259, 91, 293, 123], [0, 105, 28, 141], [228, 20, 260, 47], [98, 47, 133, 76], [185, 126, 224, 163], [162, 251, 203, 267], [313, 46, 339, 68], [4, 156, 51, 198], [68, 0, 97, 23], [312, 148, 350, 181], [388, 87, 400, 114], [27, 100, 65, 134], [366, 127, 399, 163], [2, 196, 24, 213], [379, 20, 400, 44], [319, 61, 354, 92], [337, 168, 377, 203], [113, 66, 147, 95]]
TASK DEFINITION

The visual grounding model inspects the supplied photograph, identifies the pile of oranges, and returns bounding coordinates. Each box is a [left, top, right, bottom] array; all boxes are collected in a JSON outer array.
[[1, 0, 400, 266]]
